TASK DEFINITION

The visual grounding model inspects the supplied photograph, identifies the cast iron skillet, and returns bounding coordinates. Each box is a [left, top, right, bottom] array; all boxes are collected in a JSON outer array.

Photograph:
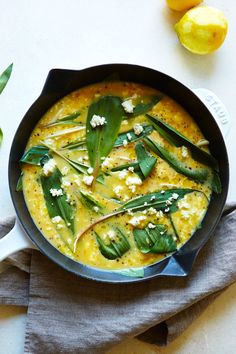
[[8, 64, 229, 283]]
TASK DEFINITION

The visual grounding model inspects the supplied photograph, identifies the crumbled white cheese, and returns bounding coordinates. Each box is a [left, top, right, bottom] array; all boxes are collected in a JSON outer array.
[[113, 185, 123, 197], [83, 175, 94, 186], [133, 124, 144, 136], [164, 207, 170, 213], [182, 146, 188, 158], [161, 190, 165, 194], [61, 166, 69, 176], [127, 133, 132, 141], [122, 119, 128, 125], [61, 179, 71, 188], [122, 99, 134, 113], [166, 200, 172, 206], [83, 156, 89, 161], [118, 169, 128, 179], [123, 139, 128, 147], [147, 207, 157, 215], [87, 167, 94, 175], [160, 231, 165, 235], [50, 188, 63, 197], [51, 216, 62, 224], [93, 206, 99, 213], [90, 114, 107, 128], [128, 166, 134, 173], [172, 193, 179, 200], [43, 159, 56, 176], [148, 223, 156, 229], [128, 215, 147, 226], [129, 185, 136, 193], [101, 157, 113, 169], [150, 196, 156, 201], [126, 176, 142, 186]]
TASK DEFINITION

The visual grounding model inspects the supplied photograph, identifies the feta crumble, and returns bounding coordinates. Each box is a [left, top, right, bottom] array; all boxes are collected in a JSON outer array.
[[50, 188, 63, 197], [51, 216, 62, 224], [133, 124, 144, 136], [83, 175, 94, 186], [126, 176, 142, 186], [127, 133, 132, 141], [128, 166, 134, 173], [123, 139, 128, 147], [164, 207, 170, 213], [43, 159, 56, 176], [172, 193, 179, 200], [87, 167, 94, 175], [182, 146, 188, 158], [61, 179, 71, 187], [93, 206, 99, 213], [128, 215, 147, 227], [118, 169, 128, 179], [107, 229, 116, 239], [113, 185, 123, 197], [129, 185, 136, 193], [122, 99, 134, 113], [90, 114, 107, 128], [148, 223, 156, 229]]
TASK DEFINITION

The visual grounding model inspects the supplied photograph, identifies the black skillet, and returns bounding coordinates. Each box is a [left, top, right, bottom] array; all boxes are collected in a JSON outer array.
[[8, 64, 229, 283]]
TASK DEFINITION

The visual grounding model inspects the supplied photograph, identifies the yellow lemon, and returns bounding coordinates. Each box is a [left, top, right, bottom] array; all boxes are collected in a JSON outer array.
[[166, 0, 203, 12], [175, 6, 228, 54]]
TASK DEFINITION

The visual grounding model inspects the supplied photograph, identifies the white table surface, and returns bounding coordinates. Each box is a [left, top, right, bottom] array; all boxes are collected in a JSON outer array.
[[0, 0, 236, 353]]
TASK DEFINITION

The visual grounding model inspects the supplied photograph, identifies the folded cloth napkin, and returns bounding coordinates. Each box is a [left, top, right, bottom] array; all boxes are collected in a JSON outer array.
[[0, 203, 236, 354]]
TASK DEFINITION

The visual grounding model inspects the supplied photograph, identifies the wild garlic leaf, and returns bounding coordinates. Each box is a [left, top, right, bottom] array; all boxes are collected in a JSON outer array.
[[0, 128, 3, 146], [95, 228, 130, 260], [144, 137, 208, 182], [86, 96, 123, 181], [41, 167, 74, 233], [16, 172, 23, 192], [20, 146, 49, 165], [134, 225, 177, 254], [129, 96, 162, 117], [0, 63, 13, 95], [135, 142, 157, 179], [111, 162, 140, 172], [120, 188, 194, 213], [61, 139, 86, 150], [147, 114, 219, 171], [114, 125, 153, 147], [45, 110, 81, 127], [114, 268, 144, 278], [79, 191, 104, 213]]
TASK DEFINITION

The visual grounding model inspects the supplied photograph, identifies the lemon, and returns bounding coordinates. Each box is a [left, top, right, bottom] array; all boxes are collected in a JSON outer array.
[[175, 6, 228, 54], [166, 0, 203, 12]]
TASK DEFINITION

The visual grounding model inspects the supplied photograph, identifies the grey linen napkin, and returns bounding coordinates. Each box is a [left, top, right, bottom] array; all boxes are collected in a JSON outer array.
[[0, 204, 236, 354]]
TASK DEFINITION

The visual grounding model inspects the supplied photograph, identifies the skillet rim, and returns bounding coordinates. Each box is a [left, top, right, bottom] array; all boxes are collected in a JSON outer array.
[[8, 63, 229, 283]]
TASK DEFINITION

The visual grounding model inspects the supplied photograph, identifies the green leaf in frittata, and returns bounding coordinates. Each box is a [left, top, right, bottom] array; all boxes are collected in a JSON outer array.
[[144, 137, 208, 182], [40, 167, 75, 233], [114, 125, 153, 147], [86, 96, 124, 182], [134, 224, 177, 254], [96, 228, 130, 260], [20, 146, 49, 165], [135, 142, 157, 179], [147, 114, 218, 171], [79, 191, 104, 213]]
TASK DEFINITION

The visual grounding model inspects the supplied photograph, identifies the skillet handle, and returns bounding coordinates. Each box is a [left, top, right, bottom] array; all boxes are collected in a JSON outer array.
[[41, 69, 78, 95], [0, 219, 35, 262], [193, 88, 231, 138]]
